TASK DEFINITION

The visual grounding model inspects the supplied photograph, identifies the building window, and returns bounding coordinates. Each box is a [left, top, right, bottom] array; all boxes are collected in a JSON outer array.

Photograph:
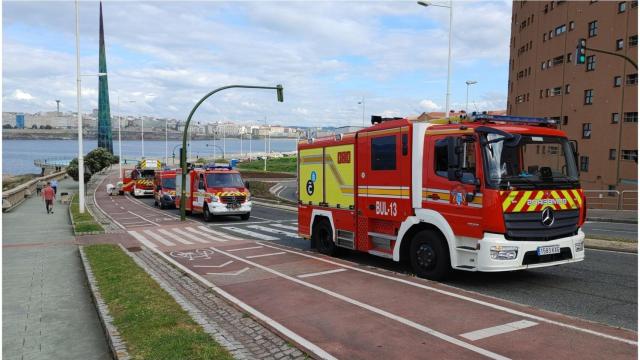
[[549, 30, 554, 39], [553, 55, 564, 66], [541, 61, 547, 70], [617, 39, 624, 50], [546, 88, 551, 97], [552, 87, 562, 96], [614, 76, 623, 87], [619, 1, 627, 12], [609, 149, 617, 160], [540, 89, 544, 98], [586, 55, 596, 71], [543, 33, 547, 42], [565, 84, 571, 94], [544, 4, 549, 13], [626, 73, 638, 85], [621, 150, 638, 161], [371, 135, 397, 170], [580, 156, 589, 172], [612, 113, 620, 123], [582, 123, 592, 138], [584, 89, 594, 104], [555, 24, 566, 36], [630, 35, 638, 47], [624, 112, 638, 122], [563, 116, 569, 125], [569, 21, 575, 31], [567, 52, 573, 62], [632, 0, 638, 7], [588, 21, 598, 37]]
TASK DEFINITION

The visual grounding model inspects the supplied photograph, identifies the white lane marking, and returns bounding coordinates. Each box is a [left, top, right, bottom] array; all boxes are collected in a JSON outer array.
[[120, 206, 125, 210], [143, 229, 176, 247], [590, 228, 637, 234], [206, 267, 250, 276], [178, 227, 228, 243], [124, 224, 152, 228], [212, 246, 508, 360], [187, 226, 240, 241], [297, 268, 348, 278], [227, 246, 264, 252], [128, 231, 157, 248], [587, 248, 637, 256], [92, 178, 126, 229], [460, 320, 538, 341], [247, 225, 298, 238], [245, 252, 286, 259], [171, 228, 216, 244], [124, 193, 199, 224], [270, 223, 299, 231], [221, 226, 279, 241], [157, 229, 195, 245], [127, 211, 161, 226], [249, 215, 272, 221], [193, 261, 234, 268], [258, 243, 637, 346], [147, 247, 336, 360]]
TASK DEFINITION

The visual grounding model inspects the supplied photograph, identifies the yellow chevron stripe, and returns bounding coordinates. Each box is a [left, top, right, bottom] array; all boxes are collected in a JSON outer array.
[[572, 190, 583, 206], [551, 191, 568, 210], [514, 191, 533, 212], [526, 191, 544, 212], [562, 190, 577, 208], [502, 191, 519, 211]]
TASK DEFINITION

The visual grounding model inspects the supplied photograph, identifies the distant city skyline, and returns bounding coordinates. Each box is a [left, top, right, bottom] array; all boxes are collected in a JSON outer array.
[[3, 1, 511, 127]]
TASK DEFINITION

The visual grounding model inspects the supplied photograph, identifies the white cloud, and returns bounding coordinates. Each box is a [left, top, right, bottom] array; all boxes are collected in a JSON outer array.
[[419, 99, 440, 112], [12, 89, 35, 101]]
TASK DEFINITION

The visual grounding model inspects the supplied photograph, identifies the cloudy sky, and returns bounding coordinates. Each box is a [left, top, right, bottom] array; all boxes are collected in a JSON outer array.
[[3, 1, 512, 127]]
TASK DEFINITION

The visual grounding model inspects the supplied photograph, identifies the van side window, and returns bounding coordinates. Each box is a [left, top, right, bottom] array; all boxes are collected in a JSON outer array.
[[371, 135, 396, 170], [198, 174, 205, 190], [435, 139, 448, 177], [434, 137, 477, 182]]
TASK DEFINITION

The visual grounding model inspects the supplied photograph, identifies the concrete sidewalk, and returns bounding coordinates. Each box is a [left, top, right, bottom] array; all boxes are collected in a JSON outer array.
[[587, 209, 638, 224], [3, 178, 110, 360]]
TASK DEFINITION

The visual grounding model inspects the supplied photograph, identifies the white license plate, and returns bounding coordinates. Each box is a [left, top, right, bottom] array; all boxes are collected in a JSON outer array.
[[537, 245, 561, 256]]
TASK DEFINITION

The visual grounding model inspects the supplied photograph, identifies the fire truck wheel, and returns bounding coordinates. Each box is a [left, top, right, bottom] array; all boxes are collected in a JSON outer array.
[[203, 205, 212, 222], [313, 220, 337, 256], [240, 212, 250, 220], [410, 230, 450, 281]]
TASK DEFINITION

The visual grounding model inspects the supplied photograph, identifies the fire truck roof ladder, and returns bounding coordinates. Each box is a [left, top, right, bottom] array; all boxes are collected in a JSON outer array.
[[470, 113, 557, 127], [371, 115, 404, 125]]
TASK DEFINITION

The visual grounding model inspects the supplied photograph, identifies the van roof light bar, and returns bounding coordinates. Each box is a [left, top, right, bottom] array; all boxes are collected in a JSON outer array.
[[471, 113, 557, 126], [205, 164, 232, 170]]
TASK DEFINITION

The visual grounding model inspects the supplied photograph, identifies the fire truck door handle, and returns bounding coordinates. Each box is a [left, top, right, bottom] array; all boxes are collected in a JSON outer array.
[[368, 204, 375, 210]]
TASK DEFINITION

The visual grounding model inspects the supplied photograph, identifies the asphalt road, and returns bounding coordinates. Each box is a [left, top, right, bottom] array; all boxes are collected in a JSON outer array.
[[139, 197, 637, 330], [583, 221, 638, 241]]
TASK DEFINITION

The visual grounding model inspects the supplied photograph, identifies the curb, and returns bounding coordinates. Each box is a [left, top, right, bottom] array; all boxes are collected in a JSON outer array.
[[78, 246, 131, 360], [585, 238, 637, 253], [253, 199, 297, 212], [586, 217, 638, 224], [69, 194, 105, 236]]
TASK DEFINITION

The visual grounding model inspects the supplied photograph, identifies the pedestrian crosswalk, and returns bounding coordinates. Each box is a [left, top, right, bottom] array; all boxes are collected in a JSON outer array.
[[128, 221, 302, 248]]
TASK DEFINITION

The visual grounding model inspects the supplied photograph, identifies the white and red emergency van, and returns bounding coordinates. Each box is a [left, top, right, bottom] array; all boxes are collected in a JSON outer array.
[[122, 159, 161, 197], [154, 169, 176, 209], [298, 114, 586, 280], [175, 165, 252, 221]]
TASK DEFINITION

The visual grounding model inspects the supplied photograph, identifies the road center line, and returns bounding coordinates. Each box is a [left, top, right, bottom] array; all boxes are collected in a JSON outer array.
[[297, 268, 347, 278], [257, 242, 637, 346], [210, 246, 509, 360], [245, 252, 286, 259], [460, 320, 538, 341]]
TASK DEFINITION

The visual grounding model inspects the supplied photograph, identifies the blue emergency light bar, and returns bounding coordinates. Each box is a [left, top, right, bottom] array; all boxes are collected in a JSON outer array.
[[205, 164, 233, 170], [471, 113, 557, 126]]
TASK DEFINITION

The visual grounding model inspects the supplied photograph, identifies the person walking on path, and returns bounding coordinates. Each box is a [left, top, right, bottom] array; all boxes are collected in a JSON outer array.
[[42, 182, 56, 214], [36, 180, 44, 195], [50, 178, 59, 195]]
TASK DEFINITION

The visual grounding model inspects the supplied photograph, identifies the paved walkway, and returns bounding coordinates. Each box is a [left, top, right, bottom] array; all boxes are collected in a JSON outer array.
[[3, 178, 110, 360]]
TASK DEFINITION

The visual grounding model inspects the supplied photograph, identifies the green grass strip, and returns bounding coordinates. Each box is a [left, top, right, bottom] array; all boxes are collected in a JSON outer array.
[[70, 194, 104, 233], [84, 244, 233, 360], [238, 157, 296, 173]]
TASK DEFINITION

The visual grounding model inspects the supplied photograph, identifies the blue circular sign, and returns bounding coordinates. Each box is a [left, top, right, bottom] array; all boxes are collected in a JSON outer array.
[[310, 171, 317, 182]]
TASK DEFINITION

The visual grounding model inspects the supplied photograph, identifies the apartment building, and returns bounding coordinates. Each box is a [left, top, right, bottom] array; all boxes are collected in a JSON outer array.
[[508, 0, 638, 190]]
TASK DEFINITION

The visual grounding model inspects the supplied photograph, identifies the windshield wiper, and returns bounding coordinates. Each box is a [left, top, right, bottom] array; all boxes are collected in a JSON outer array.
[[493, 176, 537, 189]]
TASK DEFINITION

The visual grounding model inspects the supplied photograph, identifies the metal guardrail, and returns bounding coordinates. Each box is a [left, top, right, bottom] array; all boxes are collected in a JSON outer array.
[[620, 190, 638, 210], [2, 171, 67, 212], [584, 190, 638, 210]]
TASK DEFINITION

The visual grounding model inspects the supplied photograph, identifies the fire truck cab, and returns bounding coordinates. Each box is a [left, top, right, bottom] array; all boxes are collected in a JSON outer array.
[[122, 159, 161, 197], [298, 114, 586, 280], [154, 169, 176, 209], [175, 165, 251, 221]]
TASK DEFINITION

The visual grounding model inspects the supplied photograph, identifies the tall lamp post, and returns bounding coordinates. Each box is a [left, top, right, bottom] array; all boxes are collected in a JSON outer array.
[[465, 80, 477, 114], [179, 84, 284, 220], [116, 96, 136, 180], [418, 0, 453, 119]]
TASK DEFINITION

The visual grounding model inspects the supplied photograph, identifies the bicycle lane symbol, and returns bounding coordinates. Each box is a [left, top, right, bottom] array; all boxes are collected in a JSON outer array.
[[169, 249, 215, 261]]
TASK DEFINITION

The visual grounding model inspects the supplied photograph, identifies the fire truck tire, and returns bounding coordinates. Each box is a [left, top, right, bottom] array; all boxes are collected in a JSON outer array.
[[409, 230, 450, 281], [313, 219, 337, 256], [203, 205, 212, 222], [240, 212, 251, 220]]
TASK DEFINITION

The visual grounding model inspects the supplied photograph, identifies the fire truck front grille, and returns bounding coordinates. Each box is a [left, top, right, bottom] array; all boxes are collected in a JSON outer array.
[[504, 209, 579, 241], [220, 195, 246, 204]]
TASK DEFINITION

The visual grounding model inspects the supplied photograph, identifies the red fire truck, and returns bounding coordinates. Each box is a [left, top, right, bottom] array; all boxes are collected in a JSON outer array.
[[298, 114, 586, 280], [122, 159, 161, 197], [154, 169, 176, 209], [175, 165, 251, 221]]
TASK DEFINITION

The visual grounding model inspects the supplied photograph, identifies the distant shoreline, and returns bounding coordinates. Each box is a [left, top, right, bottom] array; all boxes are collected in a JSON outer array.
[[2, 129, 301, 141]]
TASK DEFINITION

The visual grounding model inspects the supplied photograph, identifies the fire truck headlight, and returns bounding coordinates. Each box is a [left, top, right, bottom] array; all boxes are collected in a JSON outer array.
[[575, 240, 584, 252], [490, 246, 519, 260], [209, 195, 219, 202]]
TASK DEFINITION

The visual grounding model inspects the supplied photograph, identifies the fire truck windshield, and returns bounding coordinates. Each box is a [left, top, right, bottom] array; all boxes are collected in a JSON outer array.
[[483, 134, 579, 189], [205, 173, 244, 188], [161, 177, 176, 189]]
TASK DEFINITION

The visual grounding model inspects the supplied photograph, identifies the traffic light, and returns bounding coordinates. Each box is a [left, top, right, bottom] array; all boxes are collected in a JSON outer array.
[[576, 38, 586, 64]]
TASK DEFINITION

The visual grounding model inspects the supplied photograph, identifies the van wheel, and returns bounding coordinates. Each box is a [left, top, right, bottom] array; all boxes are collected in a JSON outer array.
[[159, 201, 166, 210], [240, 212, 250, 220], [313, 220, 337, 256], [203, 205, 212, 222], [409, 229, 450, 281]]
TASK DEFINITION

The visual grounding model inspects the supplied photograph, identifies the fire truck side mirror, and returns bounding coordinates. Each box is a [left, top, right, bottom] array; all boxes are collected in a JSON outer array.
[[446, 136, 463, 181], [245, 181, 251, 190]]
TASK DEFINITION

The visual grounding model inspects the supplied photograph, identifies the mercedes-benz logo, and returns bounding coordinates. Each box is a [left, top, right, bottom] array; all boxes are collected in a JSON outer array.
[[541, 207, 555, 227]]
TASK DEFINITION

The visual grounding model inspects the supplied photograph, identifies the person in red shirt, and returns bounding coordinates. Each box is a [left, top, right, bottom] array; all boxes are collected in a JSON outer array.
[[42, 182, 56, 214]]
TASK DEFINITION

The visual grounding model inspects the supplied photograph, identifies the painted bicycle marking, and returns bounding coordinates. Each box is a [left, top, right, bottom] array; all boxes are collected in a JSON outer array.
[[169, 249, 215, 261]]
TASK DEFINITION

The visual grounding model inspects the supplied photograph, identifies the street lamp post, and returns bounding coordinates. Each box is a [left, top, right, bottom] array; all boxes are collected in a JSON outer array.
[[179, 84, 284, 220], [418, 0, 453, 119], [358, 97, 365, 127], [165, 119, 168, 166], [465, 80, 477, 114], [117, 97, 135, 180]]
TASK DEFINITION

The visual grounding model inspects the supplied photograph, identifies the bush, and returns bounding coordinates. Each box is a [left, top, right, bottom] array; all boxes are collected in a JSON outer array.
[[67, 148, 118, 182]]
